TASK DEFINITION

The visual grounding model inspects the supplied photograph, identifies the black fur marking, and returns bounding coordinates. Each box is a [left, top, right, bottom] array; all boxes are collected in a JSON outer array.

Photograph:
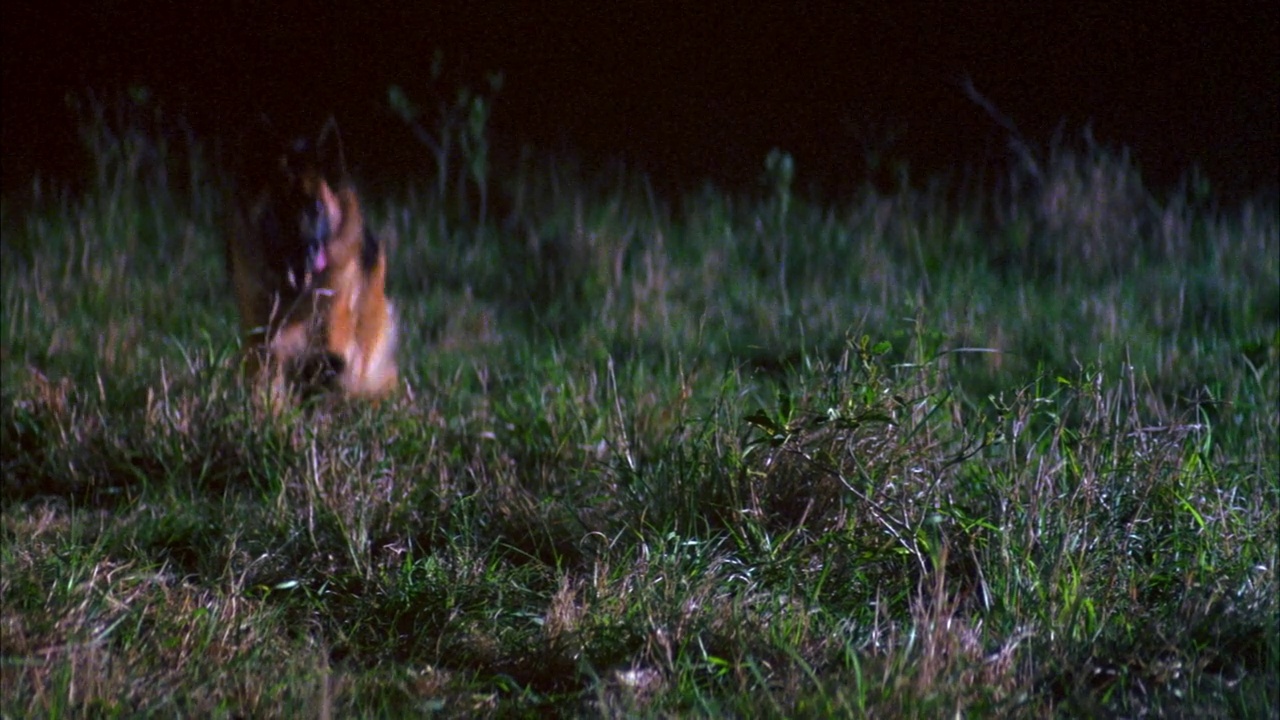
[[259, 202, 313, 292], [290, 351, 346, 394], [360, 227, 380, 273], [284, 132, 344, 189], [259, 169, 333, 291]]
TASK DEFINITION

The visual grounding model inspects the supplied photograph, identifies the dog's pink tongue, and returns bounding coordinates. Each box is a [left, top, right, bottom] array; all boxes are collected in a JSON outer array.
[[313, 247, 328, 273]]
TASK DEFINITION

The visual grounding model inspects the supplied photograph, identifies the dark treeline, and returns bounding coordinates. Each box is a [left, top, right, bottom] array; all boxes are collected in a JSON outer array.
[[4, 2, 1277, 200]]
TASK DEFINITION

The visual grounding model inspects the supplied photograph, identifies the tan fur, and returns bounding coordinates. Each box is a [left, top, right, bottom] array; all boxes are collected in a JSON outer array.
[[227, 151, 398, 401], [313, 184, 399, 398]]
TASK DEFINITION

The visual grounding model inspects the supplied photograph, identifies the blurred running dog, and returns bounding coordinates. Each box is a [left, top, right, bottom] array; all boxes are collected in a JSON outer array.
[[225, 123, 398, 399]]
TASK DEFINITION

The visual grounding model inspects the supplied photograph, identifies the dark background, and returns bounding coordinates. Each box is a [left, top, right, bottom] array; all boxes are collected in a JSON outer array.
[[4, 1, 1277, 201]]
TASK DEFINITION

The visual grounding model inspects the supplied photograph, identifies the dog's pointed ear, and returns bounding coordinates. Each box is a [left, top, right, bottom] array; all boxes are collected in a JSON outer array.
[[314, 116, 347, 183]]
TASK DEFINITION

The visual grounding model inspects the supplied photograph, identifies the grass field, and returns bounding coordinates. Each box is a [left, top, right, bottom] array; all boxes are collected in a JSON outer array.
[[2, 96, 1278, 717]]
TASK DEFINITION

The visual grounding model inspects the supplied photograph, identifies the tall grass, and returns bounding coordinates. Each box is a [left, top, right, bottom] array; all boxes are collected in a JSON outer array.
[[2, 92, 1277, 717]]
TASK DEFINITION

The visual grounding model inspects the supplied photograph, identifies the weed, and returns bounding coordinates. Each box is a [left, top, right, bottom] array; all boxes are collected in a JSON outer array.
[[2, 89, 1277, 717]]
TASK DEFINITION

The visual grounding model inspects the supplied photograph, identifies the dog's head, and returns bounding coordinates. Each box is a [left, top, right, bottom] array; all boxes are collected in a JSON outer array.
[[259, 124, 346, 290]]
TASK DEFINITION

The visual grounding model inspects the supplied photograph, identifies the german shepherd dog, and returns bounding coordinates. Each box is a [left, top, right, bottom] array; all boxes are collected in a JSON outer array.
[[226, 123, 398, 400]]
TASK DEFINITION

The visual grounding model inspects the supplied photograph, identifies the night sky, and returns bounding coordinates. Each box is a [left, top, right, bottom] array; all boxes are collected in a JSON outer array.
[[4, 2, 1277, 199]]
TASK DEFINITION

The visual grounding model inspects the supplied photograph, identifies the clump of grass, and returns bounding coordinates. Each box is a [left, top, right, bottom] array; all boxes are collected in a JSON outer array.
[[2, 90, 1277, 717]]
